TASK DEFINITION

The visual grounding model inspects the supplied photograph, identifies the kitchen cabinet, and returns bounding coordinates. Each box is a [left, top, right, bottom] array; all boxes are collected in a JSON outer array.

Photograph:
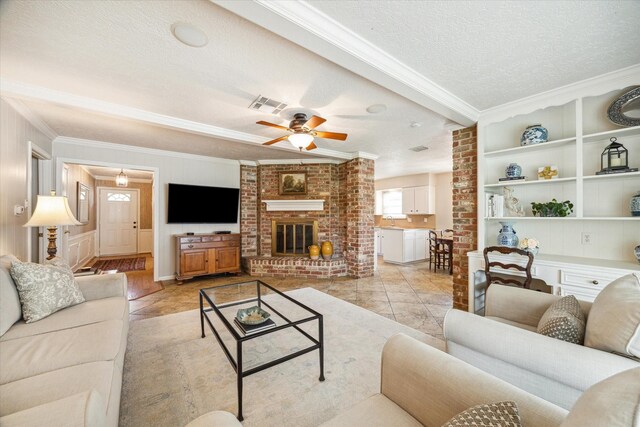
[[402, 186, 435, 214], [382, 228, 428, 264]]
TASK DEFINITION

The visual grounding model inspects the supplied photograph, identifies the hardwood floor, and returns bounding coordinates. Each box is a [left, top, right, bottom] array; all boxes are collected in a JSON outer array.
[[128, 257, 454, 340], [87, 254, 163, 300]]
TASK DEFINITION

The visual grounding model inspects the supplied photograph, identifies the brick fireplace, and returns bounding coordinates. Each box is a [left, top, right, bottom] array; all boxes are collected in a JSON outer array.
[[240, 158, 374, 279]]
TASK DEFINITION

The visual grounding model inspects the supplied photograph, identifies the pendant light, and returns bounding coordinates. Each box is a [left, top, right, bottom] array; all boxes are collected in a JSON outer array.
[[115, 169, 129, 187]]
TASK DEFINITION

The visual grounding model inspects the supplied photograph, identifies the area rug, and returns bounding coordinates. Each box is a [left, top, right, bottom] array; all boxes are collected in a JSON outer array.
[[120, 288, 445, 426], [91, 257, 146, 272]]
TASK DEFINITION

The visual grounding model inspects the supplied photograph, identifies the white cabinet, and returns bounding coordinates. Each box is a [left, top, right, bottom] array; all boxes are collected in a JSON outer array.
[[383, 228, 428, 264], [375, 229, 384, 256], [402, 186, 435, 214]]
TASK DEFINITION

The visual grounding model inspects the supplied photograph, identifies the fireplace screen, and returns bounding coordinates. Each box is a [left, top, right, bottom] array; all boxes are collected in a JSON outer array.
[[272, 219, 318, 256]]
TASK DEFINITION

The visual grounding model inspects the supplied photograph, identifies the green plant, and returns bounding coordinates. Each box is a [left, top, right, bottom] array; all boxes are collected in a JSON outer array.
[[531, 199, 574, 217]]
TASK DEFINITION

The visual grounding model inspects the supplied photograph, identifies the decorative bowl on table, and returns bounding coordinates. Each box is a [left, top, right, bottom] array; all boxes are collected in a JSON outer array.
[[236, 306, 271, 325]]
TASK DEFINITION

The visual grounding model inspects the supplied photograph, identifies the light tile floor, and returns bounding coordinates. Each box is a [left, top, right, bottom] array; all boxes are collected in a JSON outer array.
[[129, 258, 453, 340]]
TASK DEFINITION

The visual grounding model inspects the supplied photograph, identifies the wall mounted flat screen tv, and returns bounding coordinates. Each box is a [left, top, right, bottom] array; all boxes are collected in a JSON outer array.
[[167, 183, 239, 224]]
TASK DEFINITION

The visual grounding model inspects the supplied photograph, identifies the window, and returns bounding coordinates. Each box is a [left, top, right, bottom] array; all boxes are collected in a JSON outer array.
[[381, 189, 405, 218], [107, 192, 131, 202]]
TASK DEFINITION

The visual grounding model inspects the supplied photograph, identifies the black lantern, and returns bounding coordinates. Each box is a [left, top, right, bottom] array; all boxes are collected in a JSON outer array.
[[596, 137, 636, 175]]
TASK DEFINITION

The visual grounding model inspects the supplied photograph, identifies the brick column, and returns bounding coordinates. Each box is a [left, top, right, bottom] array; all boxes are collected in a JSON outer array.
[[452, 126, 478, 311], [240, 164, 258, 257], [342, 158, 375, 278]]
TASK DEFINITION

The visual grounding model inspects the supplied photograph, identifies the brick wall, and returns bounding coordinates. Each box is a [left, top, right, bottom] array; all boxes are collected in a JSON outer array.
[[240, 165, 258, 257], [342, 158, 375, 278], [451, 126, 478, 311], [257, 163, 343, 257]]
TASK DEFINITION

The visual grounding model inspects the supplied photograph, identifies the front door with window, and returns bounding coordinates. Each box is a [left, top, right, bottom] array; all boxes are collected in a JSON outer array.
[[99, 188, 138, 255]]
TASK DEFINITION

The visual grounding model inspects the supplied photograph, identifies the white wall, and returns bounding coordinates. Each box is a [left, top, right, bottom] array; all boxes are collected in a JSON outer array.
[[53, 137, 240, 280], [375, 173, 430, 191], [0, 99, 52, 260], [434, 172, 453, 230]]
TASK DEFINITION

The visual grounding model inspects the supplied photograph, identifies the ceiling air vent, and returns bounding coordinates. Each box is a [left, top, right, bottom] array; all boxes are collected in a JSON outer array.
[[249, 95, 287, 115], [409, 145, 429, 152]]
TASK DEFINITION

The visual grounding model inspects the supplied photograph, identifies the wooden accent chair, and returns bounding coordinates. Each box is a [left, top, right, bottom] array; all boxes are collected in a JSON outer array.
[[483, 246, 534, 289], [429, 230, 451, 272]]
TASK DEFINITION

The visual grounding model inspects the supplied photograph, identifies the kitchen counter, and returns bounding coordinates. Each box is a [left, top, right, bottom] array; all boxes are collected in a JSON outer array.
[[381, 228, 430, 264]]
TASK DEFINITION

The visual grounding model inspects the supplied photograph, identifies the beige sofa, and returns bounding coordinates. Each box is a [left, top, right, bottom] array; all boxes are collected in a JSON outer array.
[[194, 333, 639, 426], [443, 284, 640, 410], [0, 254, 129, 427]]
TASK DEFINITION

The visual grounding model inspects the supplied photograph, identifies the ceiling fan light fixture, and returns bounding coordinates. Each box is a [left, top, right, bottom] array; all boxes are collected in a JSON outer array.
[[288, 133, 314, 149]]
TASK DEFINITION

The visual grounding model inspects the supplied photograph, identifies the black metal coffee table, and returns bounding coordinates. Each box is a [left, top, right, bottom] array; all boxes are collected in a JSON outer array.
[[199, 280, 324, 421]]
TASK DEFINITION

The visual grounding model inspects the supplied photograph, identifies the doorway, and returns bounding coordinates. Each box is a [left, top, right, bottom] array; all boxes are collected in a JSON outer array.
[[98, 187, 139, 256]]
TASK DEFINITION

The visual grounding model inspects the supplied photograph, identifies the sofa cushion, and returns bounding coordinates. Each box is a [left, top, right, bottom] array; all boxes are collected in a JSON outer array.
[[10, 260, 85, 323], [0, 319, 124, 384], [537, 295, 585, 345], [1, 297, 127, 342], [442, 401, 522, 427], [320, 394, 422, 427], [0, 361, 113, 417], [561, 367, 640, 427], [0, 255, 22, 337], [485, 316, 537, 332], [0, 390, 105, 427], [585, 273, 640, 358]]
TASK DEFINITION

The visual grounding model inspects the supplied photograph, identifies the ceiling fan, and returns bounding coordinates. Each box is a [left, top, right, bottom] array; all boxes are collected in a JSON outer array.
[[256, 113, 348, 151]]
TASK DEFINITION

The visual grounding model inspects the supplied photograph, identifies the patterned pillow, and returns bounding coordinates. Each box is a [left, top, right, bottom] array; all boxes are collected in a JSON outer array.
[[10, 260, 85, 323], [442, 401, 522, 427], [537, 295, 585, 344]]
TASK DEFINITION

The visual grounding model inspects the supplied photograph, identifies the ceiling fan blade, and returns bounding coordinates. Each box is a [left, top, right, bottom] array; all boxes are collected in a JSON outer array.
[[314, 131, 348, 141], [305, 141, 317, 151], [303, 115, 326, 130], [262, 135, 289, 146], [256, 121, 290, 131]]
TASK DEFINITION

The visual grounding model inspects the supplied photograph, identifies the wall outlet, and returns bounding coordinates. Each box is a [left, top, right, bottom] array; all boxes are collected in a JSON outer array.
[[407, 217, 412, 223], [581, 232, 593, 245], [423, 217, 428, 223]]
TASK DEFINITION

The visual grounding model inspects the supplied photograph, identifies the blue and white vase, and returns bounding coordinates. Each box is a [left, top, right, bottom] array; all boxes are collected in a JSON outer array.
[[505, 163, 522, 178], [631, 191, 640, 216], [497, 221, 519, 247], [521, 124, 548, 146], [635, 245, 640, 264]]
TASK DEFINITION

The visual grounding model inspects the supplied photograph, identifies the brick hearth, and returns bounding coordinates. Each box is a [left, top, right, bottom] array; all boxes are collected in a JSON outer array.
[[242, 256, 347, 279]]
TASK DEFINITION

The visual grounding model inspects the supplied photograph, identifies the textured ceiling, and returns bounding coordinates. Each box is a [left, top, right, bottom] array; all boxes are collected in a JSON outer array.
[[0, 0, 453, 178], [309, 0, 640, 110]]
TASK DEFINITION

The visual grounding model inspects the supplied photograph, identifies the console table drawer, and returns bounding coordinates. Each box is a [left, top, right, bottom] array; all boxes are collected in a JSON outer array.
[[181, 241, 240, 250], [179, 237, 202, 244], [560, 270, 617, 289]]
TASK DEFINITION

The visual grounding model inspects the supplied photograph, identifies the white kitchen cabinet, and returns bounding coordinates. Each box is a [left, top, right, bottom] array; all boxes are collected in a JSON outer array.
[[382, 228, 428, 264], [402, 186, 435, 214], [375, 228, 384, 256]]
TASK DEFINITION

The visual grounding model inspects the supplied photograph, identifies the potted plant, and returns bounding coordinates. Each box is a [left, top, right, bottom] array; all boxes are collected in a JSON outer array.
[[531, 199, 574, 217], [519, 237, 539, 255]]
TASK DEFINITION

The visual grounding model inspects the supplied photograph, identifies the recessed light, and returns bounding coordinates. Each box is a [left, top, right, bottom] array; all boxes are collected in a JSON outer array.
[[410, 121, 422, 128], [366, 104, 387, 114], [171, 22, 208, 48]]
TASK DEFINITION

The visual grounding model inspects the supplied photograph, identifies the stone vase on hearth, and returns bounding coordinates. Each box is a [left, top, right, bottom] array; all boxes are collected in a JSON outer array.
[[308, 245, 320, 260], [321, 241, 333, 260]]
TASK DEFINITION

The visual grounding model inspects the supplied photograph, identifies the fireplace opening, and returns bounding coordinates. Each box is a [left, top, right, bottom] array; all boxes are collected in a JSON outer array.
[[272, 219, 318, 256]]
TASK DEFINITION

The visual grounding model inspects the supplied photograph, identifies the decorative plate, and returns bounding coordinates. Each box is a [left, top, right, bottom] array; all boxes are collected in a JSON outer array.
[[236, 306, 271, 325], [607, 86, 640, 127]]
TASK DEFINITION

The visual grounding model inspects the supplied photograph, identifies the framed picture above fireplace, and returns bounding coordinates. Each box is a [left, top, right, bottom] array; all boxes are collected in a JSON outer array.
[[279, 172, 307, 195]]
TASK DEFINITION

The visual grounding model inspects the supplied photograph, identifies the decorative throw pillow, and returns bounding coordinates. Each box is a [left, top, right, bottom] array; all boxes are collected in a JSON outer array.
[[584, 273, 640, 358], [441, 401, 522, 427], [537, 295, 586, 344], [560, 367, 640, 427], [9, 260, 85, 323]]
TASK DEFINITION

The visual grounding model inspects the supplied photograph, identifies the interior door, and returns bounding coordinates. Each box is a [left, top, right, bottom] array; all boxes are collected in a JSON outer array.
[[99, 188, 138, 255]]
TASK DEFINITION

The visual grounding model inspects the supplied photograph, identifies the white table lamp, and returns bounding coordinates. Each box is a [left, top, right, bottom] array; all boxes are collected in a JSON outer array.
[[24, 191, 81, 260]]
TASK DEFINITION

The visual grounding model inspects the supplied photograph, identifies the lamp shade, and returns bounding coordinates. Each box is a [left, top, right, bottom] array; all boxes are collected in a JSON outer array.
[[288, 133, 314, 149], [23, 195, 81, 227]]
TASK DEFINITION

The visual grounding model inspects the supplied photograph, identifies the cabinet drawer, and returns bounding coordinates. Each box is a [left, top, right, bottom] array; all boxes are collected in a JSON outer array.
[[560, 284, 599, 302], [181, 241, 239, 250], [560, 269, 616, 290], [179, 237, 202, 243], [202, 236, 222, 242]]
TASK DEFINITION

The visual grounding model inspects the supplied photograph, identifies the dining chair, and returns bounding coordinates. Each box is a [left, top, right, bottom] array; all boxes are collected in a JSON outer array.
[[428, 230, 441, 271], [482, 246, 534, 289]]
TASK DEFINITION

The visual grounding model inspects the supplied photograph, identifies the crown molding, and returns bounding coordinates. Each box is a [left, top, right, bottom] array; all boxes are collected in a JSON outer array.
[[478, 63, 640, 125], [93, 175, 153, 184], [1, 96, 58, 140], [54, 136, 243, 166], [1, 79, 368, 161], [213, 0, 478, 127]]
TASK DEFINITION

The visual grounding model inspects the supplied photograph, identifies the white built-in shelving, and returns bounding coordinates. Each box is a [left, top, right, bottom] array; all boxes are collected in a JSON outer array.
[[479, 84, 640, 263]]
